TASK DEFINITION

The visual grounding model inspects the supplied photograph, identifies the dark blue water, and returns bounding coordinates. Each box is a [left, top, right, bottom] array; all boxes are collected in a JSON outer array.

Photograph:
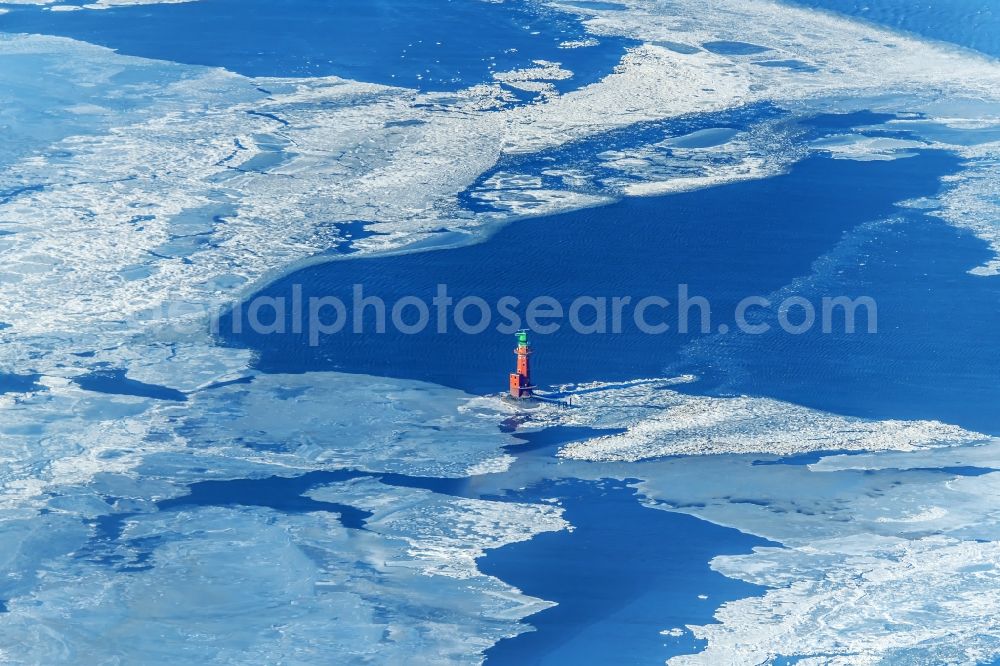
[[752, 450, 862, 466], [222, 150, 964, 406], [479, 479, 772, 665], [788, 0, 1000, 57], [504, 425, 626, 453], [74, 368, 187, 402], [674, 202, 1000, 435], [80, 469, 375, 571], [0, 372, 40, 394], [325, 220, 385, 255], [156, 472, 374, 527], [0, 184, 46, 206], [702, 40, 771, 55], [0, 0, 634, 93], [913, 466, 997, 477]]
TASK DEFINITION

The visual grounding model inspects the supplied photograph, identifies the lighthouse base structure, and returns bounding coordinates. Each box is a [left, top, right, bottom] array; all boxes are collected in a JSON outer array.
[[509, 372, 535, 400]]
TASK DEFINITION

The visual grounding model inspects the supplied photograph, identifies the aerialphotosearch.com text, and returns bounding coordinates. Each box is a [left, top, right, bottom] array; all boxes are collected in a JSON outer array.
[[219, 283, 878, 345]]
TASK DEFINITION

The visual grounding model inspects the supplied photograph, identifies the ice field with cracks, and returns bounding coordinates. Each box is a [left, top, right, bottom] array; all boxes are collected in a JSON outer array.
[[2, 0, 1000, 662]]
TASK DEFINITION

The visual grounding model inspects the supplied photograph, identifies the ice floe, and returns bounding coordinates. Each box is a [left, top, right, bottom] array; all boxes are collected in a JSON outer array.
[[0, 494, 562, 663], [493, 59, 573, 97], [678, 533, 1000, 665], [643, 457, 1000, 665], [0, 366, 563, 662], [462, 377, 986, 460], [0, 364, 521, 512]]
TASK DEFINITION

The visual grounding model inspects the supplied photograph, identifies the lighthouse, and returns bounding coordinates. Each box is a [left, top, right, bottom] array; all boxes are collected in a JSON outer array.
[[508, 330, 535, 399]]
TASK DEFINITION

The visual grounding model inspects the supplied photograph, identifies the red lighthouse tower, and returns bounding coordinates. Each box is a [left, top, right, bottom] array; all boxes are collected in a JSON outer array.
[[509, 330, 535, 399]]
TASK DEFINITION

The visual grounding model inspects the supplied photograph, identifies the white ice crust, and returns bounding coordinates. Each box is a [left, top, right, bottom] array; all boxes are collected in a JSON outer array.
[[624, 450, 1000, 665], [502, 378, 987, 460]]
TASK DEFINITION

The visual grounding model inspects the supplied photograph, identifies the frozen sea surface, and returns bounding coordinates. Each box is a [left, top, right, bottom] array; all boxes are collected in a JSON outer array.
[[2, 0, 1000, 662]]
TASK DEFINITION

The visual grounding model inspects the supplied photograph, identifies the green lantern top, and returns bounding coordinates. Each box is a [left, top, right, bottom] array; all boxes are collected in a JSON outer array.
[[515, 330, 529, 346]]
